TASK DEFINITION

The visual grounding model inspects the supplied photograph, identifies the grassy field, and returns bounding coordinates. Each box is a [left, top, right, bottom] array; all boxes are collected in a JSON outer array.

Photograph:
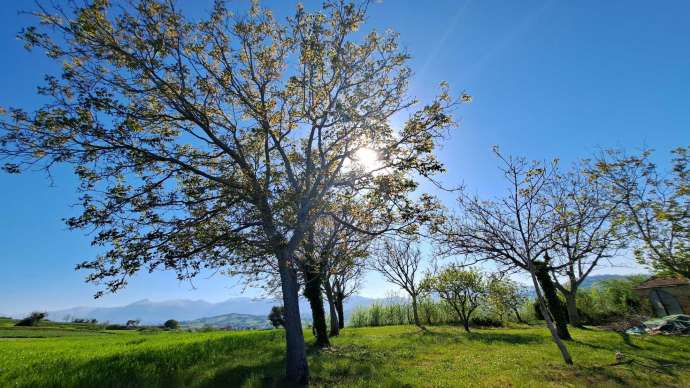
[[1, 318, 689, 387]]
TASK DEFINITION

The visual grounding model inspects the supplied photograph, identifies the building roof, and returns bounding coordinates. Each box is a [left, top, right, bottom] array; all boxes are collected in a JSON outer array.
[[634, 276, 690, 290]]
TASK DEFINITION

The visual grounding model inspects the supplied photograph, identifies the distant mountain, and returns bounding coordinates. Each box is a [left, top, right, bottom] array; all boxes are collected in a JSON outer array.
[[523, 274, 647, 298], [578, 274, 636, 289], [44, 295, 381, 325], [180, 313, 273, 330]]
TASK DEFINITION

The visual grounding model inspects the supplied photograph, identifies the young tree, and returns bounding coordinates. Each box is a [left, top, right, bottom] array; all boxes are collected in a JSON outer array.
[[0, 1, 458, 382], [437, 149, 574, 364], [126, 319, 140, 328], [268, 306, 286, 329], [328, 253, 365, 331], [422, 266, 486, 332], [547, 163, 626, 327], [592, 147, 690, 278], [487, 275, 528, 323], [370, 239, 426, 327]]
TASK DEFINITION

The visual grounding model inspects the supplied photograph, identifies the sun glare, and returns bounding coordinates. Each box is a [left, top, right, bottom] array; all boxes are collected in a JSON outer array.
[[353, 147, 382, 172]]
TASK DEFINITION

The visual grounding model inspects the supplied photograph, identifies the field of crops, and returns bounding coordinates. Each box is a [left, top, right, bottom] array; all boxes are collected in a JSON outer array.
[[1, 318, 689, 387]]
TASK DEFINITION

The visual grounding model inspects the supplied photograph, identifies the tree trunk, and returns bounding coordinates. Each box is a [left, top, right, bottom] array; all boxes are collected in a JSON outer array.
[[411, 294, 421, 327], [513, 307, 525, 324], [527, 261, 573, 365], [335, 292, 345, 329], [534, 263, 572, 340], [324, 282, 339, 336], [303, 266, 330, 348], [278, 256, 309, 384], [463, 318, 471, 332], [564, 290, 582, 328]]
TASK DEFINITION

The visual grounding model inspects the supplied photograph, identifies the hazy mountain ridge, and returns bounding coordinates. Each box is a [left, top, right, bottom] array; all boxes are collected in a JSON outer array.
[[42, 295, 381, 325]]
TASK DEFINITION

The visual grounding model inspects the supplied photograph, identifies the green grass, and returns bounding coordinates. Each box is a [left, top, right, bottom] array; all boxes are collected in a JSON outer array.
[[1, 319, 689, 387]]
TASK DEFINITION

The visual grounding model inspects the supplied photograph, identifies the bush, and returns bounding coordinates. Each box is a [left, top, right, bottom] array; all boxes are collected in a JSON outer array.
[[470, 316, 503, 328], [15, 312, 47, 327], [105, 324, 129, 330], [575, 276, 647, 325], [268, 306, 285, 328], [163, 319, 179, 329]]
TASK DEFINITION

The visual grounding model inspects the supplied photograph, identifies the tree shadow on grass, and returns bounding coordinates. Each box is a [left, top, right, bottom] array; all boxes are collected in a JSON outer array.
[[21, 331, 294, 388], [410, 329, 545, 345], [308, 343, 407, 387], [572, 337, 690, 379]]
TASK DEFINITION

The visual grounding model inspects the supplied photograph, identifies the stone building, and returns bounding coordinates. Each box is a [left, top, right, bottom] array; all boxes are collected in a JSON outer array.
[[633, 276, 690, 317]]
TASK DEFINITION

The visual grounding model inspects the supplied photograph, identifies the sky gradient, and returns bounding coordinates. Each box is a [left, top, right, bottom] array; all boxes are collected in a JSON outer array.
[[1, 0, 688, 315]]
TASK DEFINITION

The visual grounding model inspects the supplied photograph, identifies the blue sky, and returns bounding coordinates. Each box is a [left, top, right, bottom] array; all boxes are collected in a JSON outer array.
[[1, 0, 688, 315]]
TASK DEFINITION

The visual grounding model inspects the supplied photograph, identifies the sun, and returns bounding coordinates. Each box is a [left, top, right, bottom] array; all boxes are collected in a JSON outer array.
[[352, 147, 382, 172]]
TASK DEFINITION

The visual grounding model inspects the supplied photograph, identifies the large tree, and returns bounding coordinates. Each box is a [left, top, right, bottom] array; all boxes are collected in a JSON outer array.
[[547, 163, 626, 327], [436, 149, 573, 364], [592, 147, 690, 279], [0, 1, 458, 383]]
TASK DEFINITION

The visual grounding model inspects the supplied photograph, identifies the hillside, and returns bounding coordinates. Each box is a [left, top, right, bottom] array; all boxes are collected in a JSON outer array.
[[1, 322, 689, 387], [180, 313, 272, 330]]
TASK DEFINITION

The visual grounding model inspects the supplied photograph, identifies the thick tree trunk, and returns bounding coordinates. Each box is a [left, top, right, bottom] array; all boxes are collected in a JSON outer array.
[[324, 282, 339, 337], [335, 292, 345, 329], [303, 267, 330, 348], [278, 257, 309, 385], [463, 318, 471, 332], [527, 261, 573, 365], [564, 290, 582, 328], [534, 263, 572, 340]]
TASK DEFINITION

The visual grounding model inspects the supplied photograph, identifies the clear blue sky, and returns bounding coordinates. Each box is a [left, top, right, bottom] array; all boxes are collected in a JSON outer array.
[[1, 0, 688, 315]]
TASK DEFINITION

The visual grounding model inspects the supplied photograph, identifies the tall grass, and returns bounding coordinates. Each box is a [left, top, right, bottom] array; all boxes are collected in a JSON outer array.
[[350, 298, 510, 327]]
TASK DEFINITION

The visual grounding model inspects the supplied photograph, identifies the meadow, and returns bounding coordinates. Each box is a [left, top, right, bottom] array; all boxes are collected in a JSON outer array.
[[1, 318, 689, 387]]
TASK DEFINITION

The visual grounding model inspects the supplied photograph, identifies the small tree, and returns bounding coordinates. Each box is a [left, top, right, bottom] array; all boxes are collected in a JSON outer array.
[[163, 319, 179, 330], [487, 275, 528, 323], [15, 312, 47, 327], [126, 319, 140, 328], [269, 306, 286, 329], [370, 239, 426, 327], [423, 266, 487, 332]]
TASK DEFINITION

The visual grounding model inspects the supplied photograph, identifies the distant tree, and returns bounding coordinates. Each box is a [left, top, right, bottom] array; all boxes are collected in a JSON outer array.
[[487, 275, 528, 323], [15, 312, 47, 327], [370, 239, 426, 327], [437, 149, 573, 364], [164, 319, 179, 330], [0, 1, 459, 382], [126, 319, 140, 328], [269, 306, 286, 329], [547, 163, 627, 327], [592, 147, 690, 278], [422, 266, 487, 332]]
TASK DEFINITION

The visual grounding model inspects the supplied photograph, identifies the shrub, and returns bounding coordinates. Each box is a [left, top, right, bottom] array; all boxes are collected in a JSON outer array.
[[470, 316, 503, 328], [105, 324, 129, 330], [15, 312, 47, 327], [163, 319, 179, 329], [268, 306, 285, 328]]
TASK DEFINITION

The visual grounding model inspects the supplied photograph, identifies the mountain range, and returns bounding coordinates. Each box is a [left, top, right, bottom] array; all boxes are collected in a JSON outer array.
[[43, 295, 380, 325]]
